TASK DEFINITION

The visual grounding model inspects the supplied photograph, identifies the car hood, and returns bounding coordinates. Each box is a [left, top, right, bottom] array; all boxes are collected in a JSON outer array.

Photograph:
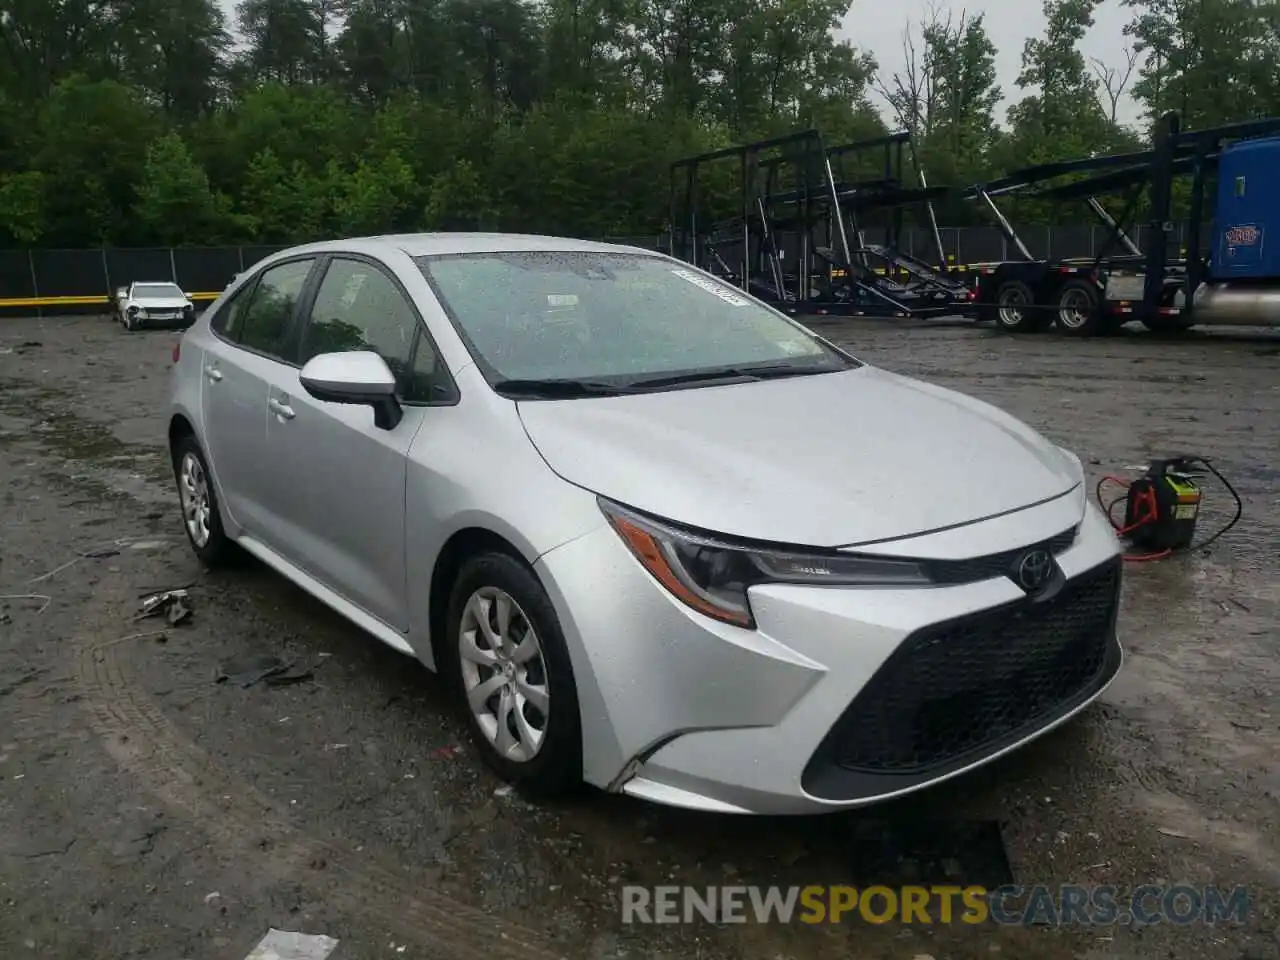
[[134, 297, 190, 309], [516, 366, 1081, 548]]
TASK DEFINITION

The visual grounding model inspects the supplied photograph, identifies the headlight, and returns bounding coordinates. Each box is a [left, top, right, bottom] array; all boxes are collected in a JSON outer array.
[[598, 499, 932, 628]]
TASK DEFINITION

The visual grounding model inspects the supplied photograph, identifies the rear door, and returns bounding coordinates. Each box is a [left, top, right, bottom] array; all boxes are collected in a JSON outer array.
[[260, 254, 448, 633], [199, 257, 317, 540]]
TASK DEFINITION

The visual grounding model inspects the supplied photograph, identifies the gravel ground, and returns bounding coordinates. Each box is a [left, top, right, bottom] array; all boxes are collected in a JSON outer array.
[[0, 313, 1277, 960]]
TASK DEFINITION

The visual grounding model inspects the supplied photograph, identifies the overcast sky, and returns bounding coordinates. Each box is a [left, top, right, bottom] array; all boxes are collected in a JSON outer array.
[[215, 0, 1143, 127]]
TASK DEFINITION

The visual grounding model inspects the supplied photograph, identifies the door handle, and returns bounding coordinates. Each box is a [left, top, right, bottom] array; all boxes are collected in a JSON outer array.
[[268, 397, 296, 420], [204, 365, 222, 382]]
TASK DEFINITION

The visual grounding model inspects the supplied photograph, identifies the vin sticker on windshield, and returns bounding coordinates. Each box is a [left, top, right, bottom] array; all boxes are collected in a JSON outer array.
[[671, 268, 748, 306]]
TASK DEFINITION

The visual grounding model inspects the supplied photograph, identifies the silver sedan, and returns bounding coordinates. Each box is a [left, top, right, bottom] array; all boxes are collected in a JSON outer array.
[[166, 234, 1123, 815]]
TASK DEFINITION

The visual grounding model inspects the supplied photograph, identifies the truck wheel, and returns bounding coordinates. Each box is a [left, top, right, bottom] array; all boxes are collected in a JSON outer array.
[[1055, 279, 1103, 336], [993, 280, 1044, 333]]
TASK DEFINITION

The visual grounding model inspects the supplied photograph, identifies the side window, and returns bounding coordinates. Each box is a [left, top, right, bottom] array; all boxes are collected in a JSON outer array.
[[302, 258, 418, 385], [210, 281, 254, 339], [238, 259, 315, 361], [403, 333, 452, 403]]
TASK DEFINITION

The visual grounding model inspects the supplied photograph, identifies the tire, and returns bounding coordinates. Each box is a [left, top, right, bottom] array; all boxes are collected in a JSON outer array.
[[992, 280, 1045, 332], [1054, 278, 1104, 336], [124, 310, 138, 332], [171, 434, 234, 567], [444, 552, 582, 798]]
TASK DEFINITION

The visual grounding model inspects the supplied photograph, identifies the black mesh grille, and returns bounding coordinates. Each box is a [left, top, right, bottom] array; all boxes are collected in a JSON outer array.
[[924, 526, 1078, 585], [825, 559, 1120, 774]]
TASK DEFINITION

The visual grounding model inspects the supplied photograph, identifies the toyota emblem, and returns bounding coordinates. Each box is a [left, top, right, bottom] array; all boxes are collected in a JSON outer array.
[[1015, 549, 1054, 592]]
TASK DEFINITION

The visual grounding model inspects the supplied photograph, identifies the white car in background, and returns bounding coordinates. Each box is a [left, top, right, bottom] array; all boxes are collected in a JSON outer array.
[[115, 281, 196, 331]]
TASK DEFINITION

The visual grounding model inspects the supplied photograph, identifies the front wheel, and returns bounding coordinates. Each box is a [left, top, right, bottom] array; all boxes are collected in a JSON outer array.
[[445, 552, 583, 798]]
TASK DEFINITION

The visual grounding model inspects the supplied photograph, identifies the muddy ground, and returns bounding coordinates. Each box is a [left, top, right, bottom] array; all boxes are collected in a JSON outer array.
[[0, 313, 1276, 960]]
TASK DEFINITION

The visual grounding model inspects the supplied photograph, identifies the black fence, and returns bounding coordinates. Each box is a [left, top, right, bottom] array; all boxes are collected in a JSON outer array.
[[0, 223, 1207, 319], [0, 245, 294, 318]]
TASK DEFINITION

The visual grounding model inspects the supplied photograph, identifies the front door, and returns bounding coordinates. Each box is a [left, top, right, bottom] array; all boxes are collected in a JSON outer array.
[[261, 255, 435, 633]]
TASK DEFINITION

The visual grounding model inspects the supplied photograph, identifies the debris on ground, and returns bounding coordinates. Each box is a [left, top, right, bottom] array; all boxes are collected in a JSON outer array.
[[0, 340, 42, 355], [137, 588, 192, 626], [244, 928, 339, 960], [112, 629, 171, 645], [0, 593, 52, 615], [26, 539, 143, 584], [429, 744, 463, 760], [216, 654, 321, 689], [127, 539, 172, 553]]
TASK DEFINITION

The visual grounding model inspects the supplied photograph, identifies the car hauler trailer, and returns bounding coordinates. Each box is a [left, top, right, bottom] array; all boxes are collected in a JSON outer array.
[[668, 130, 976, 318], [962, 112, 1280, 335]]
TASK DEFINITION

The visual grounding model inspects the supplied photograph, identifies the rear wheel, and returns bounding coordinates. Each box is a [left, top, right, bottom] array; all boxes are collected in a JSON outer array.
[[444, 552, 582, 798], [1055, 279, 1104, 336], [993, 280, 1045, 333], [171, 435, 234, 567]]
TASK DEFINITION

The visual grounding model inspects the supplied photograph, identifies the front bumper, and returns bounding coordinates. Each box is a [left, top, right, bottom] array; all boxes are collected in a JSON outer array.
[[535, 495, 1123, 815], [132, 308, 195, 328]]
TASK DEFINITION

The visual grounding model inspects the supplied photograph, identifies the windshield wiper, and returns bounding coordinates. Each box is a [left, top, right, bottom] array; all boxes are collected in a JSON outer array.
[[626, 363, 833, 390], [492, 378, 639, 399]]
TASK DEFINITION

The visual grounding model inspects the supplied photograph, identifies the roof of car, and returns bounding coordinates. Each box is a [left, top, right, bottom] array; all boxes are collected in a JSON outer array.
[[279, 233, 660, 259]]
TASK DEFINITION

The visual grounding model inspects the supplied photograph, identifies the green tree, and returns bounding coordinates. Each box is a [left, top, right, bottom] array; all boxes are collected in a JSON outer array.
[[1004, 0, 1119, 167], [30, 76, 162, 245], [106, 0, 230, 120], [135, 132, 245, 243], [877, 8, 1002, 187], [1122, 0, 1277, 128], [240, 147, 331, 241], [236, 0, 329, 84], [425, 158, 497, 229], [332, 151, 418, 234], [0, 171, 46, 245]]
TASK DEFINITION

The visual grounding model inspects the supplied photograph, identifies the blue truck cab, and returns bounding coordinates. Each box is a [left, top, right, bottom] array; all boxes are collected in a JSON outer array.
[[1211, 136, 1280, 281]]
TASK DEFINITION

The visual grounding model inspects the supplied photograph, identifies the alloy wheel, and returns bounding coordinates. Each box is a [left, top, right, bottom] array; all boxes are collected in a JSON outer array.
[[998, 286, 1029, 327], [178, 452, 212, 548], [1058, 287, 1093, 330], [458, 587, 550, 763]]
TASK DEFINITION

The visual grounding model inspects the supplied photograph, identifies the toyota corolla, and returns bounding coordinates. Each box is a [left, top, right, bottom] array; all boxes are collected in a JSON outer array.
[[166, 234, 1124, 815]]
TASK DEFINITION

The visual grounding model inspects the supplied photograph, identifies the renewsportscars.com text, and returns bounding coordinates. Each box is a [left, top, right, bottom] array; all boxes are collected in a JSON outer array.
[[621, 884, 1250, 927]]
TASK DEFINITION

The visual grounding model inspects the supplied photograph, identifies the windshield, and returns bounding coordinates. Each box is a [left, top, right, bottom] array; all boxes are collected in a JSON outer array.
[[416, 251, 856, 392], [134, 283, 184, 298]]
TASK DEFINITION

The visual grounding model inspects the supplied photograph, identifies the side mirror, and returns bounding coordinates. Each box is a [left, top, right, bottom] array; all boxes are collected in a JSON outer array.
[[183, 292, 194, 300], [300, 351, 403, 430]]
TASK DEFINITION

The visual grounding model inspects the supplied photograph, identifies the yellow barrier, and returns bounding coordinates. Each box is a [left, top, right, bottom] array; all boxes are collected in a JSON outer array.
[[0, 292, 222, 308]]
